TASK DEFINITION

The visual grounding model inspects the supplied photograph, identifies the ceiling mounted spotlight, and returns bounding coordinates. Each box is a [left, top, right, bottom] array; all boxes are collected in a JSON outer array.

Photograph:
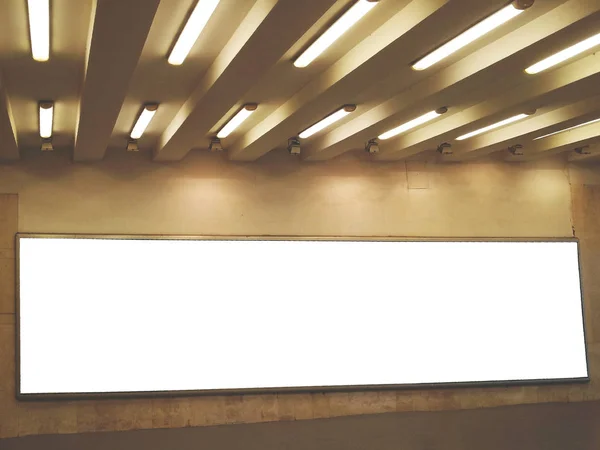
[[378, 107, 448, 140], [27, 0, 50, 62], [130, 104, 158, 139], [436, 142, 452, 155], [574, 146, 591, 155], [168, 0, 221, 65], [412, 0, 533, 71], [287, 137, 301, 155], [126, 139, 139, 152], [41, 138, 53, 152], [294, 0, 380, 68], [365, 138, 379, 153], [209, 137, 223, 152], [456, 110, 536, 140], [508, 144, 524, 155], [217, 104, 257, 139], [299, 105, 356, 139]]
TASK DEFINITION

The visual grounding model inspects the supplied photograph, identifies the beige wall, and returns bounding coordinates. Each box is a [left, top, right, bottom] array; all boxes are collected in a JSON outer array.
[[0, 150, 599, 438], [0, 151, 574, 236]]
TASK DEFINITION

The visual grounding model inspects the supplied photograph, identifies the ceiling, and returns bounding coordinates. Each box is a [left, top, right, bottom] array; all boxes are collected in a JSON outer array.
[[1, 0, 600, 164]]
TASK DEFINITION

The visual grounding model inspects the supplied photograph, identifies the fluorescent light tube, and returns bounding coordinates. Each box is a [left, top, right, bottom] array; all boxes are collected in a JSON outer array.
[[378, 107, 448, 140], [294, 0, 379, 68], [168, 0, 220, 65], [456, 112, 534, 140], [412, 2, 527, 71], [217, 104, 257, 139], [533, 117, 600, 140], [39, 101, 53, 138], [130, 104, 159, 139], [299, 105, 356, 139], [525, 32, 600, 74], [28, 0, 50, 62]]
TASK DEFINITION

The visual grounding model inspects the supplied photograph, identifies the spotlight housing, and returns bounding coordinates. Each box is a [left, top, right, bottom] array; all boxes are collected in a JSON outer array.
[[126, 139, 139, 152], [365, 139, 380, 154], [508, 144, 524, 156], [41, 138, 53, 152], [209, 137, 223, 152], [288, 137, 301, 155], [436, 142, 452, 155]]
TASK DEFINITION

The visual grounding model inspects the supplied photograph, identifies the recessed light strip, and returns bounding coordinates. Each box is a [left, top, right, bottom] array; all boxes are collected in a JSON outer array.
[[130, 104, 159, 139], [28, 0, 50, 62], [412, 1, 531, 71], [525, 31, 600, 74], [533, 117, 600, 140], [456, 111, 535, 140], [378, 107, 448, 140], [168, 0, 221, 65], [39, 101, 54, 138], [217, 104, 258, 139], [294, 0, 379, 68], [299, 105, 356, 139]]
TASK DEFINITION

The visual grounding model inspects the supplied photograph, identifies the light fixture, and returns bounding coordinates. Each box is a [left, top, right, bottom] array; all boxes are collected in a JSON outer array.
[[39, 101, 54, 138], [126, 140, 139, 152], [412, 0, 533, 71], [216, 104, 257, 139], [437, 142, 452, 155], [294, 0, 379, 68], [130, 104, 158, 140], [288, 137, 301, 155], [209, 137, 223, 152], [525, 32, 600, 74], [365, 138, 379, 153], [41, 139, 53, 151], [378, 107, 448, 140], [533, 117, 600, 140], [27, 0, 50, 62], [508, 144, 524, 155], [168, 0, 220, 65], [456, 111, 535, 140], [298, 105, 356, 139]]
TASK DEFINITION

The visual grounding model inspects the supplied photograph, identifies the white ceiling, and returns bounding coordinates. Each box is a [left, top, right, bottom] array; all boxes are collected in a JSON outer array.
[[0, 0, 600, 164]]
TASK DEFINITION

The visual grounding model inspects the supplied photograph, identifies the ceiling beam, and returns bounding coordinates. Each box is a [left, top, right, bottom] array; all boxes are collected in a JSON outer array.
[[0, 73, 18, 161], [303, 0, 600, 162], [445, 92, 600, 161], [373, 54, 600, 161], [504, 121, 600, 162], [153, 0, 338, 162], [227, 0, 451, 161], [73, 0, 160, 161]]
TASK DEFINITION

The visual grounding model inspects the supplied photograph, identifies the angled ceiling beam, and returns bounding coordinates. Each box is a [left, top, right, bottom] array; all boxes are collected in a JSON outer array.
[[373, 54, 600, 161], [303, 0, 600, 161], [0, 73, 18, 161], [445, 92, 600, 161], [227, 0, 450, 161], [154, 0, 337, 162], [73, 0, 160, 161], [506, 121, 600, 162]]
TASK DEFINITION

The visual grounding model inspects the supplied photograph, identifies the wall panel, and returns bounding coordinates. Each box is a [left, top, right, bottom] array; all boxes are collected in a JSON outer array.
[[0, 154, 599, 438]]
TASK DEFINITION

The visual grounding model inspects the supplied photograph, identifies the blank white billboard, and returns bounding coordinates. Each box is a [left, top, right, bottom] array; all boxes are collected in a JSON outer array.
[[17, 236, 588, 396]]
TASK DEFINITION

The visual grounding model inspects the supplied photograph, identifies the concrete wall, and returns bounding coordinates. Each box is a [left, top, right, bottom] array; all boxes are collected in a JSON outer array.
[[0, 150, 599, 438]]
